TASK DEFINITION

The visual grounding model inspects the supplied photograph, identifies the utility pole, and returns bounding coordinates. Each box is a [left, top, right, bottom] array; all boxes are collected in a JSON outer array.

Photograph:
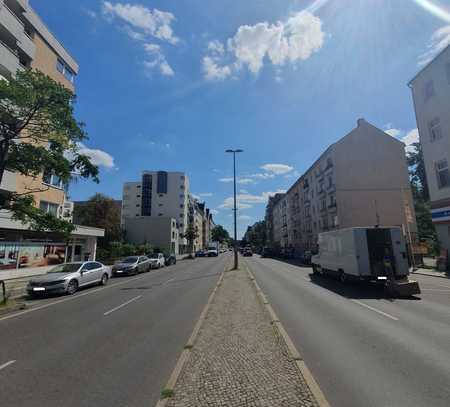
[[226, 149, 243, 270]]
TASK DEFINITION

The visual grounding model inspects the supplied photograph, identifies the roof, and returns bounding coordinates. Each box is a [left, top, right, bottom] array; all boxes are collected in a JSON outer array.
[[408, 43, 450, 86]]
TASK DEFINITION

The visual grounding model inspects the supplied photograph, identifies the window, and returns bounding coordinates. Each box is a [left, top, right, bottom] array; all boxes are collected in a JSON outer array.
[[42, 171, 63, 188], [429, 117, 442, 142], [64, 66, 74, 82], [424, 80, 435, 101], [180, 204, 184, 208], [158, 213, 163, 216], [56, 59, 64, 74], [436, 159, 450, 189], [136, 204, 140, 207], [141, 174, 152, 216], [40, 201, 59, 216], [157, 171, 168, 194]]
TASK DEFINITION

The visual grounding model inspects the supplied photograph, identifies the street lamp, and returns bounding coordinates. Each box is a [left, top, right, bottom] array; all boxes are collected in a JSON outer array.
[[226, 149, 243, 270]]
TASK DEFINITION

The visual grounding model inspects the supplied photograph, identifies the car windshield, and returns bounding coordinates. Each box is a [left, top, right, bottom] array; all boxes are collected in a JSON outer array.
[[47, 263, 81, 273], [149, 254, 159, 259], [121, 257, 139, 263]]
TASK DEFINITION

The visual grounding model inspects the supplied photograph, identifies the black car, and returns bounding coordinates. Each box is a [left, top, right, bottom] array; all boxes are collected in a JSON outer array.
[[195, 250, 206, 257], [243, 249, 253, 257], [164, 253, 177, 266], [261, 247, 273, 258]]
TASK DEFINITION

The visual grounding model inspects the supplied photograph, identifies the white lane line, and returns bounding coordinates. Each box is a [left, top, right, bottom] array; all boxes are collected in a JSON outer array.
[[351, 300, 399, 321], [103, 295, 142, 316], [164, 278, 175, 284], [422, 288, 450, 292], [0, 272, 164, 323], [0, 360, 16, 371]]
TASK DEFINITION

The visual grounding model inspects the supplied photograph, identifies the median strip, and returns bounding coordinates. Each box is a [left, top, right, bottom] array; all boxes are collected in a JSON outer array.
[[0, 360, 16, 371], [103, 295, 142, 316]]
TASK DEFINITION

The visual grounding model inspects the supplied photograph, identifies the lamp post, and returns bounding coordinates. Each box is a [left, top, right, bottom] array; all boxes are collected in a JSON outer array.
[[226, 149, 243, 270]]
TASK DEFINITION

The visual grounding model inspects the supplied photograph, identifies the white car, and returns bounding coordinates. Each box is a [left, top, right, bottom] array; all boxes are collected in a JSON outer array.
[[148, 253, 165, 269]]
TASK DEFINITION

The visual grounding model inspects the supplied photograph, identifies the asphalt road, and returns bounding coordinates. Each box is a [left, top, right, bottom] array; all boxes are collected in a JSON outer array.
[[245, 255, 450, 407], [0, 254, 230, 407]]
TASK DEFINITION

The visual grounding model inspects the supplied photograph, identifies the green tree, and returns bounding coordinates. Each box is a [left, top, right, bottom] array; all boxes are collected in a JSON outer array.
[[211, 225, 230, 243], [0, 69, 98, 235], [73, 193, 122, 247], [244, 221, 267, 248], [406, 143, 437, 247], [182, 224, 199, 258]]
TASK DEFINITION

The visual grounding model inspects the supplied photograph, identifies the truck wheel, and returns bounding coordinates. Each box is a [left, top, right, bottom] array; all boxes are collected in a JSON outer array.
[[339, 271, 347, 283], [312, 264, 319, 275]]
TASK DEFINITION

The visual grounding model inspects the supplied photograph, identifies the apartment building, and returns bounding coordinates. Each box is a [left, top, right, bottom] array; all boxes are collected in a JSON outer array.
[[409, 44, 450, 256], [122, 171, 216, 254], [267, 119, 417, 255], [0, 0, 103, 273]]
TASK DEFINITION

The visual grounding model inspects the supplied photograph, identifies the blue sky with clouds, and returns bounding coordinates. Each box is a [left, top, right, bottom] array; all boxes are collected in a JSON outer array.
[[32, 0, 450, 237]]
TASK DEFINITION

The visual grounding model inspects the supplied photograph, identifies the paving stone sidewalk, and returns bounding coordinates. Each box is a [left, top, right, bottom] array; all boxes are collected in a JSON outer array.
[[166, 268, 320, 407]]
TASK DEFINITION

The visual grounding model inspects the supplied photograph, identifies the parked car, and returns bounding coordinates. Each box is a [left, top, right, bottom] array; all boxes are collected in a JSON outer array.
[[207, 246, 219, 257], [27, 261, 111, 296], [147, 253, 165, 268], [195, 250, 206, 257], [112, 256, 150, 276], [243, 248, 253, 257], [164, 253, 177, 266]]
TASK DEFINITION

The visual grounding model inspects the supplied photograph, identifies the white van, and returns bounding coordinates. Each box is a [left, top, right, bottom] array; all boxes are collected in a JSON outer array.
[[311, 227, 410, 283]]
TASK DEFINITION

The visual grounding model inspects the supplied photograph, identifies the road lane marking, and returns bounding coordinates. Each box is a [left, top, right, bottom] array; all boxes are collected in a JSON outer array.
[[0, 272, 169, 323], [351, 300, 399, 321], [103, 295, 142, 316], [0, 360, 16, 371], [164, 278, 175, 284], [422, 288, 450, 292]]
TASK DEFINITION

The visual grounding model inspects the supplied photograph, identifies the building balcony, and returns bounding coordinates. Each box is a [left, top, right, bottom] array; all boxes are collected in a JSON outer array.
[[328, 203, 337, 212], [327, 184, 336, 192], [318, 189, 326, 198], [0, 38, 22, 75], [0, 2, 35, 59]]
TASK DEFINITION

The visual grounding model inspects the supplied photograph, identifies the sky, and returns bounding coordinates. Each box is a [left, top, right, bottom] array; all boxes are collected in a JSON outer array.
[[32, 0, 450, 238]]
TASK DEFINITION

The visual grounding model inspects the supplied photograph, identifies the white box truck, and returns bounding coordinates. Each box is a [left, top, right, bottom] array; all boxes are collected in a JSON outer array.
[[311, 227, 410, 283]]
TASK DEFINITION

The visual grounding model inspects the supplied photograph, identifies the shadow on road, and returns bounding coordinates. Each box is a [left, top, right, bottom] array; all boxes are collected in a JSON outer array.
[[307, 273, 421, 301]]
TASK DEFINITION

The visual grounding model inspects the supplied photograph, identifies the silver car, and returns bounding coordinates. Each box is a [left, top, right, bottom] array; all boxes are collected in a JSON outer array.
[[27, 261, 111, 296], [112, 256, 151, 276]]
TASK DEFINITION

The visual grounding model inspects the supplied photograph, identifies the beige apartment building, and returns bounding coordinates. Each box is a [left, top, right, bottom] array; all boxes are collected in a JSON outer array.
[[267, 119, 417, 254], [0, 0, 103, 274], [409, 44, 450, 257]]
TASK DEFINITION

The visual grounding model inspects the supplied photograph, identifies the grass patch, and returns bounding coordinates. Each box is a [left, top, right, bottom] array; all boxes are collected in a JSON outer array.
[[161, 388, 174, 399]]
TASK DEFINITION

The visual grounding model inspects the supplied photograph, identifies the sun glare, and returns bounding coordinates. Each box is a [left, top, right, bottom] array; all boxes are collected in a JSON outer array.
[[413, 0, 450, 23]]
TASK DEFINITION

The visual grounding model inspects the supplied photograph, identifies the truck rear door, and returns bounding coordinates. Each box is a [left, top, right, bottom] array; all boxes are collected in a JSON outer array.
[[366, 228, 395, 277]]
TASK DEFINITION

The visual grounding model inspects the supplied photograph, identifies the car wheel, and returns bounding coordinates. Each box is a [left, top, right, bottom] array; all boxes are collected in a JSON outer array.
[[312, 264, 318, 274], [339, 271, 346, 283], [67, 279, 78, 295], [100, 273, 108, 286], [158, 263, 161, 269]]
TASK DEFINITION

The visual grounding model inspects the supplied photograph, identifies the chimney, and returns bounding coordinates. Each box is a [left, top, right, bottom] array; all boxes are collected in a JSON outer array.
[[357, 118, 365, 127]]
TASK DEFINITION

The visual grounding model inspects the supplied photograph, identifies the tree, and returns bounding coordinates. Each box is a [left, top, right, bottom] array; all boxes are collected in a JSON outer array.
[[182, 224, 199, 258], [211, 225, 230, 243], [73, 194, 122, 247], [243, 221, 267, 248], [0, 69, 99, 235], [406, 143, 437, 247], [407, 142, 429, 201]]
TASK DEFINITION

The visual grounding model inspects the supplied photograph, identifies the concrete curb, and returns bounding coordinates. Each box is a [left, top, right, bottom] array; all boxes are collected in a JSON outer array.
[[154, 265, 227, 407], [412, 270, 449, 280], [243, 260, 330, 407]]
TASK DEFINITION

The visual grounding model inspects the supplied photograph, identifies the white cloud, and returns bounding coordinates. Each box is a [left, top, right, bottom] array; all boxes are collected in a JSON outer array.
[[219, 177, 234, 183], [202, 56, 232, 81], [418, 25, 450, 66], [84, 9, 98, 19], [403, 128, 419, 153], [240, 189, 248, 194], [250, 172, 275, 180], [385, 128, 402, 138], [219, 177, 255, 184], [102, 2, 178, 77], [102, 1, 178, 44], [202, 10, 325, 80], [210, 209, 219, 215], [384, 126, 419, 153], [260, 163, 294, 175], [198, 192, 213, 197], [77, 143, 115, 169], [239, 215, 252, 221], [218, 190, 286, 210]]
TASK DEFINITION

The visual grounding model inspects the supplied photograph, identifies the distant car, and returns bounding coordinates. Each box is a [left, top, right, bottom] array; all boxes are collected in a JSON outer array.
[[164, 253, 177, 266], [112, 256, 150, 276], [207, 247, 219, 257], [27, 261, 111, 296], [243, 249, 253, 257], [147, 253, 165, 269], [261, 247, 273, 258], [195, 250, 206, 257]]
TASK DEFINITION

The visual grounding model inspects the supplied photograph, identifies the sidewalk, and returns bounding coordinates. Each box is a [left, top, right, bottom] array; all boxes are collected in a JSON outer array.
[[164, 267, 322, 407], [412, 268, 449, 279]]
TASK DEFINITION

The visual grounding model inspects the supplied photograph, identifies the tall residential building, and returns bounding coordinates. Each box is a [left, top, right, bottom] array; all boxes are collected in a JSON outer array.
[[0, 0, 103, 272], [122, 171, 190, 253], [267, 119, 417, 254], [409, 44, 450, 255]]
